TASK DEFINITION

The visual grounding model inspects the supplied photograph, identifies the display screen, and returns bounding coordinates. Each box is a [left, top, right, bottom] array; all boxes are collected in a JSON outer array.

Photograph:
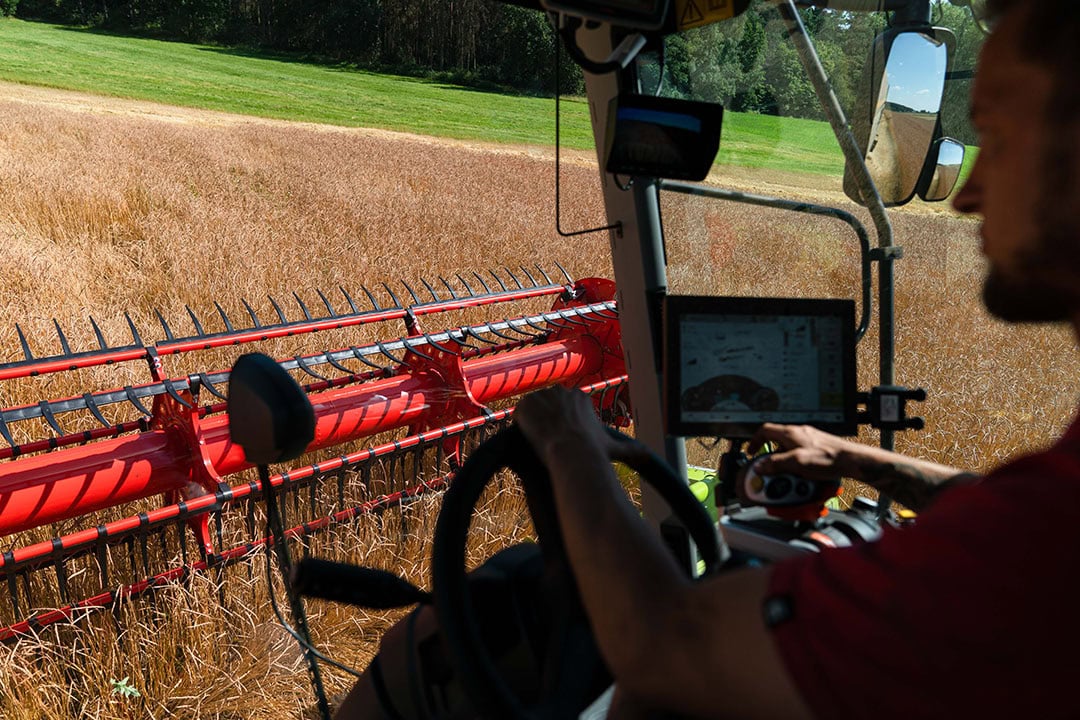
[[664, 296, 857, 438], [605, 95, 723, 181]]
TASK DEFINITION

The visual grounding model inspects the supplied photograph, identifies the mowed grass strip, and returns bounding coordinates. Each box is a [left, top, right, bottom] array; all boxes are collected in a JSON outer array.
[[1, 17, 855, 175]]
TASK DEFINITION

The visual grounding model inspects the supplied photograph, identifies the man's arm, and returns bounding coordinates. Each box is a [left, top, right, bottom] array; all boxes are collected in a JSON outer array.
[[748, 423, 978, 512], [515, 388, 812, 720]]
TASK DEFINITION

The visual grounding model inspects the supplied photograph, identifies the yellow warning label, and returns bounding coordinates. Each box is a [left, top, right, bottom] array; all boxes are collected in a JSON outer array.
[[674, 0, 735, 31]]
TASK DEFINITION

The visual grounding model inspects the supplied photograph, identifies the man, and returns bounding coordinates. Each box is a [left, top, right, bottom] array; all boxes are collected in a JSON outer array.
[[515, 1, 1080, 717]]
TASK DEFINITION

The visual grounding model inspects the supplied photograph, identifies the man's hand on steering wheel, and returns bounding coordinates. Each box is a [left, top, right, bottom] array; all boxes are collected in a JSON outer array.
[[515, 386, 648, 469]]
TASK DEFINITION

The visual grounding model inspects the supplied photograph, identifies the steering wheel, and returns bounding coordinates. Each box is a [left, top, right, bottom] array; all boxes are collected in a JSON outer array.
[[431, 424, 724, 720]]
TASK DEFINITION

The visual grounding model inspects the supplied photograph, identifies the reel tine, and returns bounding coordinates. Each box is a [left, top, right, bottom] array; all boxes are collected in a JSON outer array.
[[523, 315, 553, 334], [439, 277, 458, 300], [535, 264, 553, 285], [293, 292, 313, 321], [15, 324, 34, 361], [185, 306, 206, 337], [456, 274, 476, 297], [294, 355, 330, 382], [423, 333, 460, 356], [400, 337, 427, 361], [554, 261, 574, 284], [197, 372, 228, 401], [83, 392, 112, 428], [361, 285, 382, 311], [164, 380, 194, 409], [316, 289, 337, 318], [487, 321, 525, 342], [268, 295, 288, 324], [472, 271, 492, 294], [446, 335, 473, 350], [539, 312, 570, 331], [401, 280, 422, 306], [53, 320, 73, 356], [464, 326, 497, 345], [554, 310, 587, 327], [503, 266, 523, 289], [89, 316, 109, 350], [376, 341, 405, 365], [443, 329, 475, 349], [326, 353, 355, 375], [125, 313, 144, 347], [421, 278, 441, 302], [340, 286, 360, 314], [124, 386, 154, 418], [0, 415, 15, 450], [214, 302, 235, 333], [519, 266, 539, 288], [155, 310, 176, 342], [38, 400, 65, 436], [242, 299, 262, 329], [350, 345, 391, 373], [382, 283, 403, 309], [488, 269, 508, 292], [504, 320, 541, 339]]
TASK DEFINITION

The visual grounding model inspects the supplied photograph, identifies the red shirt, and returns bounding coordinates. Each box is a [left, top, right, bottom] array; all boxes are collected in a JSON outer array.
[[769, 416, 1080, 719]]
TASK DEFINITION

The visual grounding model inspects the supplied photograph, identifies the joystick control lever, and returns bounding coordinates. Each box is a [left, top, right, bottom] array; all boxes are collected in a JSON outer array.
[[718, 446, 841, 522], [739, 455, 841, 511]]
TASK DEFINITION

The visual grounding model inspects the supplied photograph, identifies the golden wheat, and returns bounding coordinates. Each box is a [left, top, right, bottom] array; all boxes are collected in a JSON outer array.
[[1, 83, 1077, 717]]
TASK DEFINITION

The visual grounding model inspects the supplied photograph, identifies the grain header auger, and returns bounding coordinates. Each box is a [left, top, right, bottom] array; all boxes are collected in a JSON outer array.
[[0, 266, 629, 641]]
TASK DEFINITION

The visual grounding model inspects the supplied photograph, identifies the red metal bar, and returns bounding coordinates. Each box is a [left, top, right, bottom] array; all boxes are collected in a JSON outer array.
[[0, 285, 564, 383], [0, 432, 192, 536], [0, 475, 450, 642], [0, 375, 630, 640], [0, 336, 605, 537]]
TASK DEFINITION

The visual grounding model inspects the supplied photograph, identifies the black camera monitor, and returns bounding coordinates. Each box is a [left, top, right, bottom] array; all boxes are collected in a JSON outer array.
[[664, 295, 858, 439], [604, 95, 723, 181]]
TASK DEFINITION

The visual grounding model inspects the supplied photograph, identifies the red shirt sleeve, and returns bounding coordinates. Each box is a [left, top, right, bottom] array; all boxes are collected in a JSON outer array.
[[767, 435, 1080, 719]]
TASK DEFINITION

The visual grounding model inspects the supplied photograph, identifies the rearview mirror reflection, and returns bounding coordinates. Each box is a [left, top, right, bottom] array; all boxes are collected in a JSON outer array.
[[845, 28, 953, 208]]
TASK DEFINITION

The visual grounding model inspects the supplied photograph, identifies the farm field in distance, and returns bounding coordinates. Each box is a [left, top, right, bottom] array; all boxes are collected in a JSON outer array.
[[0, 17, 885, 177], [0, 31, 1070, 720]]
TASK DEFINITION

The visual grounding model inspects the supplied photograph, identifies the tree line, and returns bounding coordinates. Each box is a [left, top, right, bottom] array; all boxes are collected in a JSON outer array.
[[5, 0, 981, 141]]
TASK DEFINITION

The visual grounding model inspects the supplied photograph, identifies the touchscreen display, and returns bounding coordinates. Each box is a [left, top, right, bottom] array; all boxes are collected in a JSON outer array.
[[665, 296, 857, 437]]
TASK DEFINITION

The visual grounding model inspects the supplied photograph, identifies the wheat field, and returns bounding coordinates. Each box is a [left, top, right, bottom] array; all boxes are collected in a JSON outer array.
[[1, 81, 1078, 718]]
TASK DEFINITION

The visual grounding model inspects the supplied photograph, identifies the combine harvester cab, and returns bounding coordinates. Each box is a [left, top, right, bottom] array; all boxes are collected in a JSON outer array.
[[316, 0, 982, 718], [0, 0, 984, 716], [0, 267, 628, 640]]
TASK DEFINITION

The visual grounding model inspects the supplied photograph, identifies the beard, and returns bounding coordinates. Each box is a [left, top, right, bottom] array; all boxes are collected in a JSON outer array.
[[982, 217, 1080, 323], [984, 97, 1080, 324], [983, 263, 1076, 323]]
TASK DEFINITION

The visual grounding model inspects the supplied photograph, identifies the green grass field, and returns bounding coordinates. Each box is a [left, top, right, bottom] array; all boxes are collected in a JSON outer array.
[[0, 17, 979, 181], [0, 17, 858, 175]]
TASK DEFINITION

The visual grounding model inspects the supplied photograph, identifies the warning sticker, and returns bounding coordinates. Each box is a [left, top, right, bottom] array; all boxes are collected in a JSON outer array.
[[674, 0, 736, 31]]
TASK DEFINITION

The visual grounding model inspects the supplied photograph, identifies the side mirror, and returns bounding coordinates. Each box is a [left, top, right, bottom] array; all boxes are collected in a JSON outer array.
[[917, 137, 966, 202], [844, 27, 953, 208], [227, 353, 315, 465]]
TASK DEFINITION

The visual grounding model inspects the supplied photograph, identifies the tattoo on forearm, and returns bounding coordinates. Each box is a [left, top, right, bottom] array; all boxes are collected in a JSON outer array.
[[859, 463, 979, 512]]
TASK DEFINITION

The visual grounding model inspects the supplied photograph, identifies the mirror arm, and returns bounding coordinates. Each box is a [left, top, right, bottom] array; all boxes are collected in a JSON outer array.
[[774, 0, 900, 472], [890, 0, 932, 26], [773, 0, 893, 254]]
